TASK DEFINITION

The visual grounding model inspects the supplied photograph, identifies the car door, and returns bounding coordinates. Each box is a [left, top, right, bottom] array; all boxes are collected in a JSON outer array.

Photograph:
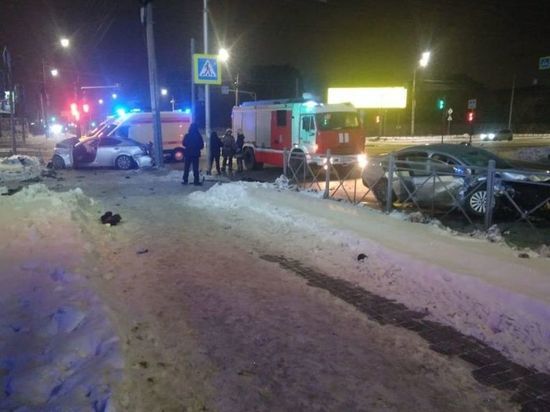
[[95, 137, 122, 167], [423, 153, 464, 206], [394, 151, 429, 200]]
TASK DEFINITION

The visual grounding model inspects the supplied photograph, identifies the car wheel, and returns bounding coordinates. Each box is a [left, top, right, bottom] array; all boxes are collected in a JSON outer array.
[[466, 189, 491, 216], [173, 148, 185, 162], [52, 155, 65, 169], [372, 178, 396, 207], [115, 155, 134, 170]]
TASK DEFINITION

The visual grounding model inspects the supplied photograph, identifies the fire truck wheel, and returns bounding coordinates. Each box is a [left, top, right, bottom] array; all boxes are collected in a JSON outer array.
[[172, 148, 185, 162]]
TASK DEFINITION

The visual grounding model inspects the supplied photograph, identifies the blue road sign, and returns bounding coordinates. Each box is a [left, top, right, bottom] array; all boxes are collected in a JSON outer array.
[[539, 56, 550, 70], [193, 54, 221, 85]]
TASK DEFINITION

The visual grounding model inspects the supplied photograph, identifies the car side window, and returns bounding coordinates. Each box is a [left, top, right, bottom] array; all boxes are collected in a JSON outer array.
[[397, 152, 428, 175], [115, 125, 129, 139], [431, 154, 457, 166], [99, 137, 120, 147]]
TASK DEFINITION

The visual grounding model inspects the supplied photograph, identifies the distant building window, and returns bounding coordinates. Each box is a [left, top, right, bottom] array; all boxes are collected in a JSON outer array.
[[276, 110, 287, 126]]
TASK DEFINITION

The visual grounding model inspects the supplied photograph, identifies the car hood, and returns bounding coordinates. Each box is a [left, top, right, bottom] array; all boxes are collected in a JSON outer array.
[[55, 136, 80, 148]]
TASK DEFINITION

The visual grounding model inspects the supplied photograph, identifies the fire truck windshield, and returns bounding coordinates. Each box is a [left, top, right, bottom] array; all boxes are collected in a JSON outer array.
[[315, 112, 359, 131]]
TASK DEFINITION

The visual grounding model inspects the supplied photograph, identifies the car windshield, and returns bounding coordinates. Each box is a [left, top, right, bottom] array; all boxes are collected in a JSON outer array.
[[315, 112, 359, 130], [459, 149, 513, 169]]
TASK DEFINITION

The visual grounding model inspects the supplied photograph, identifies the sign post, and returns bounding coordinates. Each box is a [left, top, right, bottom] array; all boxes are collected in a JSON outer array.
[[193, 53, 221, 171], [446, 108, 453, 136]]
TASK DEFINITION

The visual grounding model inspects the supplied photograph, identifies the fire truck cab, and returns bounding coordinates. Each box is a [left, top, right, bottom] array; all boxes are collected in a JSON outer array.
[[232, 98, 365, 170]]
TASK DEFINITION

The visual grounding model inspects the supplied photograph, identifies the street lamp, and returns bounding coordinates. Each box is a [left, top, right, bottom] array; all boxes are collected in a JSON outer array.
[[50, 68, 59, 77], [218, 48, 230, 63], [160, 88, 175, 111], [60, 37, 70, 48], [410, 50, 431, 136]]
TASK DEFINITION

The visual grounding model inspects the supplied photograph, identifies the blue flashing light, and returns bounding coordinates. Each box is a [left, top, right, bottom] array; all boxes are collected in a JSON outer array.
[[184, 108, 191, 114], [130, 108, 142, 113], [115, 107, 127, 117], [91, 121, 97, 127]]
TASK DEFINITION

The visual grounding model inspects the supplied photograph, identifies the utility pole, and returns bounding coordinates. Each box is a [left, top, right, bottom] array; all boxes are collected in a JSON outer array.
[[41, 58, 50, 138], [142, 0, 163, 167], [190, 38, 196, 120], [508, 75, 516, 130], [74, 75, 81, 138], [235, 72, 239, 106], [204, 0, 211, 168], [410, 68, 417, 136], [3, 47, 16, 153]]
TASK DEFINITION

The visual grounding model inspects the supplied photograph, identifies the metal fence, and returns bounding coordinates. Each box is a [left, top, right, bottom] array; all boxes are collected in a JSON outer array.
[[284, 149, 550, 229]]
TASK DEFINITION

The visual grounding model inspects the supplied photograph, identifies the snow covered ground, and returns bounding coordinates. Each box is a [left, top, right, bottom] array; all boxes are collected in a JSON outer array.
[[186, 180, 550, 373], [1, 158, 548, 410], [0, 185, 122, 410]]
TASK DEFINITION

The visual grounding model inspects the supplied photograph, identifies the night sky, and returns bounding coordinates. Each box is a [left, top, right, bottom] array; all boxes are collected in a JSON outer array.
[[2, 0, 550, 116]]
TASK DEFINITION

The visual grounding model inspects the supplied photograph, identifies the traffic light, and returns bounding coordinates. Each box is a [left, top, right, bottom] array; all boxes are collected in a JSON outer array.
[[437, 98, 445, 110], [467, 111, 475, 123]]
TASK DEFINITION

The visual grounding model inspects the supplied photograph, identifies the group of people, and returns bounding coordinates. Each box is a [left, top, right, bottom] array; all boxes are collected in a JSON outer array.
[[208, 128, 245, 175], [180, 124, 245, 185]]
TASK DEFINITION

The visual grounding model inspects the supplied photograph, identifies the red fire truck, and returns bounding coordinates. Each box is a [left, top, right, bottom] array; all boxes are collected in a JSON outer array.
[[232, 98, 366, 170]]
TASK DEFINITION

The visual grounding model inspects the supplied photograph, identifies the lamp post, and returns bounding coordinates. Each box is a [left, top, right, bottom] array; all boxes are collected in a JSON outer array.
[[41, 59, 58, 137], [410, 51, 430, 136]]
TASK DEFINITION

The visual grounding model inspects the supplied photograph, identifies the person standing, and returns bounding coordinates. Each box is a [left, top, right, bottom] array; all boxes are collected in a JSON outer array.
[[182, 123, 204, 185], [221, 128, 236, 173], [235, 130, 245, 172], [207, 130, 222, 175]]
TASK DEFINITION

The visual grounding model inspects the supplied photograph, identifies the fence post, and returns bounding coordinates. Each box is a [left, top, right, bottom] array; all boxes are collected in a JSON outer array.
[[283, 147, 288, 178], [21, 118, 27, 143], [484, 159, 496, 229], [385, 154, 395, 213], [324, 149, 331, 199]]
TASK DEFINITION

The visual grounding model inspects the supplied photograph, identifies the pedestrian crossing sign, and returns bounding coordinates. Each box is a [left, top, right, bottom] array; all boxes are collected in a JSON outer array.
[[193, 54, 221, 85]]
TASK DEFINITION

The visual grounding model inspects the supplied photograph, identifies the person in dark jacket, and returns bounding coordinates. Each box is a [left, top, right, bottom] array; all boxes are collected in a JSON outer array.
[[182, 123, 204, 185], [235, 130, 245, 172], [221, 129, 236, 173], [207, 131, 222, 175]]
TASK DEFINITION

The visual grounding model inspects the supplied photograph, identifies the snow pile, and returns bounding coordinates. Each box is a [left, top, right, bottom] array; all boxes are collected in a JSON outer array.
[[511, 147, 550, 163], [469, 224, 505, 243], [0, 184, 122, 411], [186, 181, 550, 373], [0, 155, 43, 188]]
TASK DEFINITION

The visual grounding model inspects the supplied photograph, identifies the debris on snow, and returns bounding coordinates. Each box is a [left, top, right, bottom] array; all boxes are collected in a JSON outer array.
[[469, 224, 505, 243], [100, 211, 122, 226], [357, 253, 368, 261]]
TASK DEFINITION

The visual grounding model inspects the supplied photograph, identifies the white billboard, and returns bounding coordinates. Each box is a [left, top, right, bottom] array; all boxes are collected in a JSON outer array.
[[327, 87, 408, 109]]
